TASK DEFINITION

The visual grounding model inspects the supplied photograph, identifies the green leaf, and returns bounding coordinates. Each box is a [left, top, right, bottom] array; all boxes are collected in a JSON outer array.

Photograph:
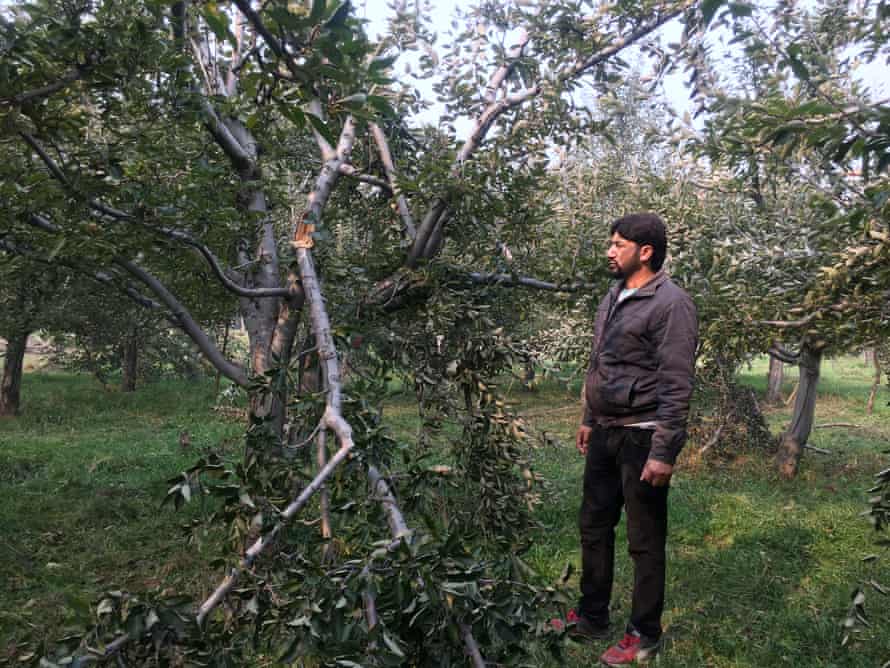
[[339, 92, 367, 105], [277, 102, 306, 129], [369, 55, 397, 73], [701, 0, 726, 26], [325, 1, 351, 28], [317, 63, 352, 83], [305, 112, 337, 146], [728, 2, 753, 17], [787, 54, 809, 81], [310, 0, 327, 23], [267, 7, 308, 30], [202, 5, 237, 49], [382, 631, 406, 657]]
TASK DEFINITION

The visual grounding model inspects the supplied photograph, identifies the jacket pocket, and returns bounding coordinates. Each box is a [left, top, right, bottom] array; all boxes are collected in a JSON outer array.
[[629, 375, 657, 411], [599, 372, 638, 411]]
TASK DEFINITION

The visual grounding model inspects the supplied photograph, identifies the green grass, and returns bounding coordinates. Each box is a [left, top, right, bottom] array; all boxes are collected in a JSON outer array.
[[0, 373, 242, 660], [2, 358, 888, 666], [511, 357, 890, 668]]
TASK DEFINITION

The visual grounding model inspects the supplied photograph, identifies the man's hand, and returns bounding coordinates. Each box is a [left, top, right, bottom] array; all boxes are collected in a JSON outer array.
[[576, 425, 593, 456], [640, 458, 673, 487]]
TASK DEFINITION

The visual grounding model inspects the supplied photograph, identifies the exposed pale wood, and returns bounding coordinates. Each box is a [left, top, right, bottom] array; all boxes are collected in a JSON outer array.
[[317, 428, 333, 561], [195, 437, 355, 624], [698, 422, 725, 456]]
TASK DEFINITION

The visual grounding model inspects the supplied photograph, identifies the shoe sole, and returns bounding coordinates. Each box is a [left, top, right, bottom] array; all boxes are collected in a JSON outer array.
[[600, 647, 659, 665]]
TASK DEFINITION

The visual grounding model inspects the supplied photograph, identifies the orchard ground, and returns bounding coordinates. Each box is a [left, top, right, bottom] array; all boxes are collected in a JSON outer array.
[[1, 356, 888, 666]]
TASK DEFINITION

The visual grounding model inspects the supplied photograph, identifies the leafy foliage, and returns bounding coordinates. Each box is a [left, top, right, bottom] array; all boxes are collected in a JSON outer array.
[[5, 0, 890, 662]]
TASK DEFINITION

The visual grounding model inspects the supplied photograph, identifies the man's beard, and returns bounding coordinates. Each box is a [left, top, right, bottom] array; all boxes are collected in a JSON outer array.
[[607, 254, 641, 279]]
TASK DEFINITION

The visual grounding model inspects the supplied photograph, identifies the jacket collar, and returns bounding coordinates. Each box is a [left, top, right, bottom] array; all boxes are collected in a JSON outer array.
[[609, 269, 668, 300]]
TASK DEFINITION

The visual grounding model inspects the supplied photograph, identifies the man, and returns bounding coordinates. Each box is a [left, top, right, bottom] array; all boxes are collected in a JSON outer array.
[[569, 213, 698, 665]]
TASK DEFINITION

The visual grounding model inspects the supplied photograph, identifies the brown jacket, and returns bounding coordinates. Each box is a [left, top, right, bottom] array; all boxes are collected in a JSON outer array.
[[582, 271, 698, 464]]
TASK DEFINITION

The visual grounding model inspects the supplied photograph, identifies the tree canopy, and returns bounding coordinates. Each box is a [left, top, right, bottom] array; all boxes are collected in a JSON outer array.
[[1, 0, 888, 663]]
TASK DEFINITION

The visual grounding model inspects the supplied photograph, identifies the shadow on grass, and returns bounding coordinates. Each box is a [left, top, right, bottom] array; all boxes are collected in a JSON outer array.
[[664, 526, 819, 667]]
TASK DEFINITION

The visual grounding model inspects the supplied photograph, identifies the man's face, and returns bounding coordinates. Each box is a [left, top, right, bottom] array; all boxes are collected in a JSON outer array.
[[606, 232, 645, 278]]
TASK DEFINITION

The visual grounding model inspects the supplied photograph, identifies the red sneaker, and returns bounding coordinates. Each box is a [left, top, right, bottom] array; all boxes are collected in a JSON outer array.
[[549, 608, 579, 632], [550, 609, 610, 641], [600, 630, 659, 665]]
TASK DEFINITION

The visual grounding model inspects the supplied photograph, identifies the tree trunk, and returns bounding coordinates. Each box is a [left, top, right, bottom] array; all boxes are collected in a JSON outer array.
[[215, 320, 230, 396], [0, 331, 30, 417], [776, 344, 822, 478], [766, 354, 784, 404], [522, 357, 536, 391], [224, 117, 295, 442], [866, 349, 881, 415], [121, 329, 139, 392]]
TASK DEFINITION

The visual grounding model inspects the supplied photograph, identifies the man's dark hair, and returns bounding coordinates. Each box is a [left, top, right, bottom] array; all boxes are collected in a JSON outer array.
[[610, 213, 668, 271]]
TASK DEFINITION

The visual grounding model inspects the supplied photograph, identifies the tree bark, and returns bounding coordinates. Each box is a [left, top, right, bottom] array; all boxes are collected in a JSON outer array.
[[0, 331, 30, 416], [215, 320, 230, 396], [776, 344, 822, 478], [219, 116, 297, 439], [866, 348, 881, 415], [121, 328, 139, 392], [766, 354, 784, 404]]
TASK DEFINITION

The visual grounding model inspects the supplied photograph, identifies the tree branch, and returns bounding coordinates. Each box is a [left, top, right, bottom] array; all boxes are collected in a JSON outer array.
[[369, 122, 417, 239], [814, 422, 861, 429], [482, 28, 530, 105], [73, 407, 356, 660], [368, 465, 410, 538], [407, 199, 449, 267], [317, 428, 333, 559], [19, 131, 72, 185], [27, 213, 60, 233], [406, 32, 534, 265], [308, 99, 337, 161], [768, 344, 800, 364], [406, 3, 691, 268], [231, 0, 303, 81], [457, 86, 541, 166], [1, 232, 174, 316], [20, 132, 290, 299], [202, 99, 255, 172], [303, 114, 357, 225], [465, 270, 596, 292], [461, 624, 486, 668], [338, 163, 393, 193], [289, 114, 477, 661], [365, 464, 486, 666], [269, 270, 305, 360], [115, 258, 249, 387], [1, 56, 97, 106], [760, 312, 819, 329], [196, 427, 355, 624], [158, 109, 366, 625], [568, 3, 693, 78]]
